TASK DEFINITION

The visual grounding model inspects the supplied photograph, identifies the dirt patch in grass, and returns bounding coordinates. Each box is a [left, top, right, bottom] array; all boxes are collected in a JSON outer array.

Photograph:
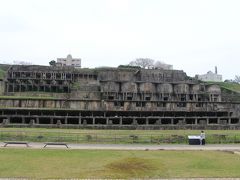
[[220, 150, 235, 154], [105, 157, 157, 177]]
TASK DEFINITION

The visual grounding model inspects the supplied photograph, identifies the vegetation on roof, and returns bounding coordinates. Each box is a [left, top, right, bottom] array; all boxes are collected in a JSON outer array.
[[206, 82, 240, 93], [0, 68, 6, 79], [0, 95, 57, 100], [118, 65, 141, 69]]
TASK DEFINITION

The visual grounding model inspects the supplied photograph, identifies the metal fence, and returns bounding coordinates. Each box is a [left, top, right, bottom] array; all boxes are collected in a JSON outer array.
[[0, 130, 240, 144]]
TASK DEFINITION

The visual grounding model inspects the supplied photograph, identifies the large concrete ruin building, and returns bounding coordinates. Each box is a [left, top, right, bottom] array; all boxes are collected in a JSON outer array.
[[0, 64, 240, 129]]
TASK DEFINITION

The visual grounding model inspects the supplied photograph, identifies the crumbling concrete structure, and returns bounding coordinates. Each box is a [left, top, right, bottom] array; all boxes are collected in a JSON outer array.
[[0, 64, 239, 129]]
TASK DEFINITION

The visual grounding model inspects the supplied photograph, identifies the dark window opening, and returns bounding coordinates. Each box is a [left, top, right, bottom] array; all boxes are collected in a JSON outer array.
[[161, 118, 172, 124], [46, 73, 51, 79], [122, 118, 133, 125], [189, 94, 193, 100], [36, 73, 41, 78], [177, 103, 186, 107], [114, 101, 124, 107], [39, 118, 51, 124], [148, 118, 157, 124], [231, 118, 239, 124], [186, 118, 195, 124], [127, 96, 133, 100], [24, 118, 31, 124], [136, 118, 145, 125], [209, 118, 218, 124], [111, 118, 120, 124], [26, 72, 31, 78], [173, 119, 178, 124], [108, 96, 114, 100], [157, 102, 163, 107], [40, 86, 44, 91], [53, 119, 65, 124], [145, 97, 151, 101], [51, 86, 57, 92], [56, 73, 61, 79], [163, 97, 168, 101], [33, 86, 38, 91], [10, 117, 22, 124], [95, 118, 106, 125], [63, 87, 69, 93], [180, 95, 186, 101], [45, 86, 50, 92], [66, 74, 72, 79], [136, 102, 141, 107], [196, 103, 203, 107]]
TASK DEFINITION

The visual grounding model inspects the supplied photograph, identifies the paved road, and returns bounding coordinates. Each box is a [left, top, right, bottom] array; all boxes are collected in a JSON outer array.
[[1, 142, 240, 151]]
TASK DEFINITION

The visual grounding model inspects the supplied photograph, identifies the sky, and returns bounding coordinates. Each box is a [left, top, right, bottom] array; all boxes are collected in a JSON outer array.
[[0, 0, 239, 80]]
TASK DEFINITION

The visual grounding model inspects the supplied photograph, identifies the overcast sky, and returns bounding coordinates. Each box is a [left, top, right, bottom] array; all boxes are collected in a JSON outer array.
[[0, 0, 239, 80]]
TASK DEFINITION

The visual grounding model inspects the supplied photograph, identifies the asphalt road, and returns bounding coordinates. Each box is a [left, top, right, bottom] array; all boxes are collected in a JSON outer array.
[[0, 142, 240, 151]]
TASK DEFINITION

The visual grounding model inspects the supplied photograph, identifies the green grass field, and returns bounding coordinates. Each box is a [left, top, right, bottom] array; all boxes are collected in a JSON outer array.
[[207, 81, 240, 93], [0, 149, 239, 178], [1, 128, 240, 144]]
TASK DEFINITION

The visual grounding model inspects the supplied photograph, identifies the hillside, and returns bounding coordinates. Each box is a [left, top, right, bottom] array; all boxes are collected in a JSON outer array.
[[0, 64, 11, 79], [207, 82, 240, 94]]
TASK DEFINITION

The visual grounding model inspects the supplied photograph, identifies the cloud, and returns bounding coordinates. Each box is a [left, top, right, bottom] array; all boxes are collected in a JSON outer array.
[[0, 16, 30, 32]]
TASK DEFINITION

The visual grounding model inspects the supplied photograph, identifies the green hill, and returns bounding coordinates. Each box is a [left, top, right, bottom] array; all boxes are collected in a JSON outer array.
[[207, 82, 240, 94]]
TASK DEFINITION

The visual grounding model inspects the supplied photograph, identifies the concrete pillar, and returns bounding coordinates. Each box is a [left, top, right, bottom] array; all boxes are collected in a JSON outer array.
[[6, 84, 9, 93], [64, 117, 67, 124], [132, 117, 138, 125], [207, 118, 209, 125], [171, 118, 174, 125], [78, 117, 81, 125], [50, 118, 53, 124], [195, 118, 197, 125], [183, 118, 186, 125], [120, 117, 122, 125], [93, 118, 95, 125], [217, 118, 220, 124], [2, 118, 9, 125], [83, 119, 87, 126], [56, 120, 62, 127], [146, 118, 149, 125], [158, 118, 162, 124], [22, 117, 25, 124], [106, 117, 109, 125], [29, 119, 35, 126], [36, 117, 39, 124]]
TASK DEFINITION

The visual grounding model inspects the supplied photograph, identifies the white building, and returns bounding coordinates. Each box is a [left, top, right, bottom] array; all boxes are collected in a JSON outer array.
[[57, 54, 81, 68], [196, 67, 222, 82]]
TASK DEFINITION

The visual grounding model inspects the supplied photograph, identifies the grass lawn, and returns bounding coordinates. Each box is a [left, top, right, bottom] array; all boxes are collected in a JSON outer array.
[[0, 149, 240, 178], [1, 128, 240, 144], [2, 127, 240, 135]]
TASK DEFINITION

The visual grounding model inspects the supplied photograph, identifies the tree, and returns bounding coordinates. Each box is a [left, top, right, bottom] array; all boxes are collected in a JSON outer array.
[[129, 58, 154, 69], [154, 60, 173, 70], [13, 61, 32, 65], [234, 75, 240, 83], [49, 60, 56, 66]]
